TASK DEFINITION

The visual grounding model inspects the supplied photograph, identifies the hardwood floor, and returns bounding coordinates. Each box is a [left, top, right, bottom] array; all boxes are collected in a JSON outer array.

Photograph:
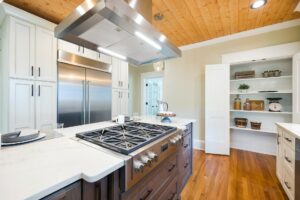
[[181, 149, 288, 200]]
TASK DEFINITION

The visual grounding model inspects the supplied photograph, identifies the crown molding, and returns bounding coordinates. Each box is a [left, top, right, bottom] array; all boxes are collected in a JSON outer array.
[[0, 2, 56, 30], [179, 19, 300, 51]]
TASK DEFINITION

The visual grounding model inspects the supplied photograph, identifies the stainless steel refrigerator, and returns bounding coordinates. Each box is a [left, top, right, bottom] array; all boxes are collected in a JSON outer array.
[[57, 51, 112, 128]]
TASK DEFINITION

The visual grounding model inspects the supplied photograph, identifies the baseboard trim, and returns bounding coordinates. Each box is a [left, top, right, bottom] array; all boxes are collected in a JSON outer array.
[[193, 140, 276, 156], [193, 139, 205, 150]]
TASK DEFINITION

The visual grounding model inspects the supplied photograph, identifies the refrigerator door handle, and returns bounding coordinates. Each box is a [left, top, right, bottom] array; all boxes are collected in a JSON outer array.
[[87, 81, 91, 124], [82, 80, 86, 124]]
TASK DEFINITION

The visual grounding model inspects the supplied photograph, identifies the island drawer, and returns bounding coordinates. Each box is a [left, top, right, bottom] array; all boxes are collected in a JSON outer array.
[[42, 181, 81, 200], [184, 123, 193, 135], [181, 132, 192, 154], [178, 149, 192, 191], [121, 153, 177, 200], [156, 177, 178, 200], [283, 130, 295, 150]]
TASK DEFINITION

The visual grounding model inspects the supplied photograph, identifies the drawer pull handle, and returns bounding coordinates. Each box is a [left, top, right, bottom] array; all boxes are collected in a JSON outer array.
[[168, 164, 176, 172], [184, 163, 189, 169], [140, 189, 153, 200], [285, 137, 292, 143], [285, 156, 292, 163], [168, 192, 176, 200], [184, 144, 189, 148], [284, 181, 291, 190]]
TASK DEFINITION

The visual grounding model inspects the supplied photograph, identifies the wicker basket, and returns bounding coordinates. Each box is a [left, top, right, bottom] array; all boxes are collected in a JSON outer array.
[[250, 121, 262, 130], [234, 118, 248, 128]]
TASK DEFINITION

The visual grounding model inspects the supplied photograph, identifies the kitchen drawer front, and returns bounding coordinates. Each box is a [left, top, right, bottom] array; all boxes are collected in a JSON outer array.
[[178, 149, 192, 191], [181, 132, 192, 154], [283, 130, 296, 150], [121, 153, 177, 200], [184, 123, 193, 135], [282, 169, 295, 200], [157, 177, 178, 200], [283, 144, 295, 172], [42, 181, 81, 200]]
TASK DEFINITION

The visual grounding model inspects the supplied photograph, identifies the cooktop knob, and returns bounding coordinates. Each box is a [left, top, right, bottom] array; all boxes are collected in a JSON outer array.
[[133, 160, 144, 172], [141, 155, 152, 166], [170, 138, 177, 145], [147, 151, 158, 161]]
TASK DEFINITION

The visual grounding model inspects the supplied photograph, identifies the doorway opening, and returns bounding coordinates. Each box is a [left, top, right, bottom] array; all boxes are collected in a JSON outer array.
[[141, 72, 164, 116]]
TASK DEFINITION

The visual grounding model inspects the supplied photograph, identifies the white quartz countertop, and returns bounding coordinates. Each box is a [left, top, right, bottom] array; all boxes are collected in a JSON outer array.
[[0, 136, 124, 200], [0, 117, 195, 200], [276, 123, 300, 139]]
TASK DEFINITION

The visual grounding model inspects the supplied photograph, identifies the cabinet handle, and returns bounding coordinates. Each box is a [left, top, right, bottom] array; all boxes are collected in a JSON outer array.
[[121, 81, 123, 87], [38, 85, 41, 96], [285, 156, 292, 163], [38, 67, 41, 77], [31, 66, 34, 76], [82, 46, 84, 54], [184, 163, 189, 169], [285, 137, 292, 143], [140, 189, 153, 200], [31, 84, 34, 96], [284, 181, 291, 190], [78, 45, 80, 53], [184, 144, 189, 149], [168, 164, 176, 172]]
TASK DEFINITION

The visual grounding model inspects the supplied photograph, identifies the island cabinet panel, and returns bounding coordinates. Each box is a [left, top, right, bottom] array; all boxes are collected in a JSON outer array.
[[121, 153, 178, 200], [178, 123, 193, 192], [42, 181, 81, 200]]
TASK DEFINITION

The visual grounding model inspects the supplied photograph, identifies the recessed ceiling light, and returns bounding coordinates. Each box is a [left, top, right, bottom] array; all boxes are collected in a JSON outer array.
[[250, 0, 267, 9]]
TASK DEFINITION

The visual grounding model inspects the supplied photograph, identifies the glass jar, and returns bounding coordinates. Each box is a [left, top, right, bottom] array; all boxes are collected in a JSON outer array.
[[233, 95, 242, 110], [243, 98, 251, 111]]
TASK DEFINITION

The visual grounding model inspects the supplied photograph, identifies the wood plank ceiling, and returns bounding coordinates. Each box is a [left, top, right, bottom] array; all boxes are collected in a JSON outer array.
[[4, 0, 300, 47]]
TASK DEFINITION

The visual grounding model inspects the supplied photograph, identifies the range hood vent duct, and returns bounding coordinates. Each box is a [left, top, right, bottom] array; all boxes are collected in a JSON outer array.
[[55, 0, 181, 65]]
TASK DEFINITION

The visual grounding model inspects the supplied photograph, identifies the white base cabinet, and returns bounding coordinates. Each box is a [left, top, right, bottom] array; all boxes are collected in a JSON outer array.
[[112, 89, 129, 118], [9, 79, 35, 131], [276, 125, 296, 200]]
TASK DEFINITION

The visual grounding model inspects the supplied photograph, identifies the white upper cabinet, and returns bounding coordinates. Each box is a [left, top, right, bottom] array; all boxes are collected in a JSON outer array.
[[36, 81, 57, 131], [58, 39, 112, 64], [35, 26, 57, 81], [9, 79, 35, 131], [9, 17, 35, 79], [112, 57, 128, 90], [293, 53, 300, 123], [112, 89, 128, 118]]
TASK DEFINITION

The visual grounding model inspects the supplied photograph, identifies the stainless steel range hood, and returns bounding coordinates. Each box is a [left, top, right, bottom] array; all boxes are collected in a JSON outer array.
[[55, 0, 181, 65]]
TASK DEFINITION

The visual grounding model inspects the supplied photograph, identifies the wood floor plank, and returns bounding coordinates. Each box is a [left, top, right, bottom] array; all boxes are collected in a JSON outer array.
[[181, 149, 288, 200]]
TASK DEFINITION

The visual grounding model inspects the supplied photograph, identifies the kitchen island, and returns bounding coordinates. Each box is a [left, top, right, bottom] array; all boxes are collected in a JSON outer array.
[[0, 117, 195, 200]]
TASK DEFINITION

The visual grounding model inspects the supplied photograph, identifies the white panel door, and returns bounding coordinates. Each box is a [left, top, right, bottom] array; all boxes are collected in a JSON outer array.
[[120, 90, 129, 115], [205, 64, 230, 155], [293, 53, 300, 123], [9, 17, 35, 79], [57, 39, 81, 55], [82, 47, 98, 60], [9, 79, 35, 131], [36, 26, 57, 82], [36, 81, 57, 131], [112, 58, 121, 89], [112, 89, 121, 118], [120, 61, 129, 90]]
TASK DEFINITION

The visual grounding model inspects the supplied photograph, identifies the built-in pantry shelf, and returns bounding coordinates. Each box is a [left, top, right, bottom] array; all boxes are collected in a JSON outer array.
[[230, 90, 292, 95], [230, 110, 292, 115], [230, 126, 277, 134], [230, 75, 292, 82]]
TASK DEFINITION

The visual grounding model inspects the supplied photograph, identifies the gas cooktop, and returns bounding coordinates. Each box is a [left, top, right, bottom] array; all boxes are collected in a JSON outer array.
[[76, 122, 177, 155]]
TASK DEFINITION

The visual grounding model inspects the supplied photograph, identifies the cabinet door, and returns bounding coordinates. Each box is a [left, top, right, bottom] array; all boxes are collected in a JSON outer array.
[[9, 79, 35, 131], [9, 17, 35, 79], [120, 61, 129, 90], [205, 64, 230, 155], [99, 53, 112, 64], [82, 47, 98, 60], [276, 128, 283, 182], [120, 90, 129, 115], [293, 53, 300, 123], [112, 89, 121, 118], [36, 26, 57, 82], [36, 81, 57, 132], [58, 39, 81, 55], [112, 58, 121, 89]]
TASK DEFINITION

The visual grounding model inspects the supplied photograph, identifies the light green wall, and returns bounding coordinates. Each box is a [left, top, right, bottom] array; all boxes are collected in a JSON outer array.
[[129, 25, 300, 142]]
